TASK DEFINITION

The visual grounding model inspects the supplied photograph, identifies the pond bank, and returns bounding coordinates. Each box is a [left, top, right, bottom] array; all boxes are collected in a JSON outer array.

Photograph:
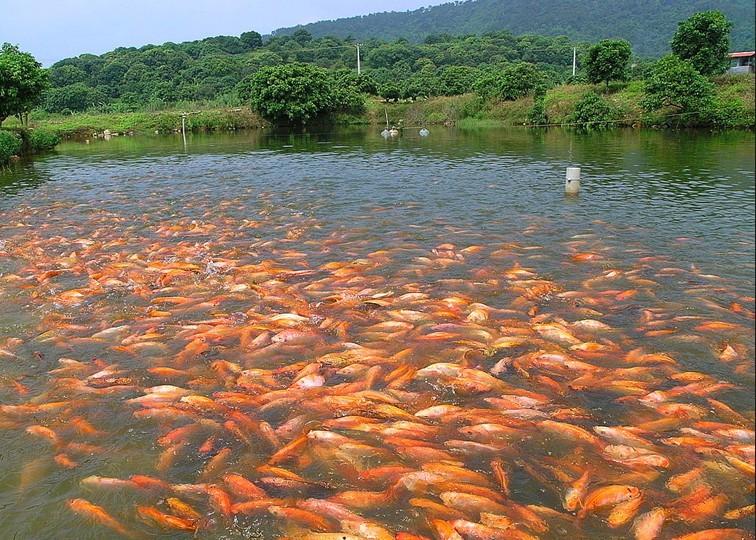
[[3, 77, 753, 143], [0, 128, 61, 165], [351, 76, 755, 130]]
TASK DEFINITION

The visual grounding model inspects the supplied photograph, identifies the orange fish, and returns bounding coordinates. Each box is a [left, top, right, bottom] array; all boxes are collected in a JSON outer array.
[[136, 505, 197, 532], [578, 485, 641, 519], [67, 498, 135, 538]]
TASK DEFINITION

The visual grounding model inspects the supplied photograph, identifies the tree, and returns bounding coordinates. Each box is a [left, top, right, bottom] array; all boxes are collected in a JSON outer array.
[[380, 83, 401, 102], [585, 39, 632, 87], [642, 55, 714, 115], [439, 65, 480, 95], [50, 65, 88, 87], [0, 44, 49, 125], [406, 73, 441, 99], [240, 31, 263, 49], [474, 62, 544, 101], [245, 63, 362, 123], [571, 91, 615, 128], [332, 69, 378, 95], [44, 83, 106, 113], [355, 74, 378, 95], [527, 97, 548, 125], [292, 29, 313, 45], [671, 11, 732, 76]]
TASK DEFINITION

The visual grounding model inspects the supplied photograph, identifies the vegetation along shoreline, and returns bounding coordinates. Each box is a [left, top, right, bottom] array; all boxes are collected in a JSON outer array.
[[1, 10, 754, 163]]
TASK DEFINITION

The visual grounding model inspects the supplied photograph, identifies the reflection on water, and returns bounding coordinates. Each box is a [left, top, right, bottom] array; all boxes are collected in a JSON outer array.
[[0, 127, 754, 539]]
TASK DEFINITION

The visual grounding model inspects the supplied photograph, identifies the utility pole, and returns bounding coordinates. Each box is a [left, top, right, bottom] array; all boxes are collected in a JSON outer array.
[[572, 47, 577, 77], [356, 43, 362, 75]]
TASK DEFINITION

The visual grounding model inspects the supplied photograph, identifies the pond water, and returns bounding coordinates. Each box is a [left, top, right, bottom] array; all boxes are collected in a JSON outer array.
[[0, 127, 754, 539]]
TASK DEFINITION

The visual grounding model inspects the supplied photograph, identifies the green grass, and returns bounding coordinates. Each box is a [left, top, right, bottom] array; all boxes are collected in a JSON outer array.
[[456, 118, 508, 129], [4, 108, 266, 139]]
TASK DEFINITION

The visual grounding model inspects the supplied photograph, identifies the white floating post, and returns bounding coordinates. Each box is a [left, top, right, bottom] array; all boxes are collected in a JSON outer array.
[[565, 167, 581, 194]]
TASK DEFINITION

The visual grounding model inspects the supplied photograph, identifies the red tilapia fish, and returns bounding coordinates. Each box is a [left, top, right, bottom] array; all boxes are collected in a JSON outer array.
[[0, 197, 753, 540]]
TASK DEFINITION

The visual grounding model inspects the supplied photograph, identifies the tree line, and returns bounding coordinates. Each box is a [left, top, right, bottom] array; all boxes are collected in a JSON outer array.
[[34, 30, 592, 113], [0, 10, 745, 128]]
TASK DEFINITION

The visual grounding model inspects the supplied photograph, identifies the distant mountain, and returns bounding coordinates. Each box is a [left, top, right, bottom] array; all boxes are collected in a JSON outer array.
[[274, 0, 755, 57]]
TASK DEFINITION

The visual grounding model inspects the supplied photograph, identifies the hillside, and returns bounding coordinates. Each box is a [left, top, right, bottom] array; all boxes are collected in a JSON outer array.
[[41, 31, 587, 112], [274, 0, 755, 57]]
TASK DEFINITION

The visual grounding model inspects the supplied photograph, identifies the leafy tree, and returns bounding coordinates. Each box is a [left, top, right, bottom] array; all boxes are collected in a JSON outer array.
[[584, 39, 632, 87], [332, 70, 378, 95], [424, 33, 454, 45], [97, 62, 128, 88], [245, 63, 361, 123], [50, 65, 88, 87], [570, 91, 615, 128], [642, 55, 714, 115], [367, 43, 419, 69], [355, 74, 378, 95], [246, 51, 284, 71], [408, 72, 441, 98], [380, 83, 401, 102], [439, 66, 480, 95], [37, 29, 619, 112], [671, 11, 732, 76], [329, 82, 366, 115], [200, 36, 247, 55], [240, 31, 264, 49], [44, 83, 106, 113], [0, 44, 49, 125], [292, 29, 313, 45], [401, 80, 425, 101], [474, 62, 544, 101]]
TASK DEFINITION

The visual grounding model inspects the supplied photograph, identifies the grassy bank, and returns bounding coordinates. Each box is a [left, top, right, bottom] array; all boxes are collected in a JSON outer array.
[[4, 76, 753, 141], [3, 108, 267, 140], [365, 75, 754, 129]]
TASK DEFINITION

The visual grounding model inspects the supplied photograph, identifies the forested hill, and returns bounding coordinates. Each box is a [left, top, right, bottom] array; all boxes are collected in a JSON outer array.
[[274, 0, 755, 57]]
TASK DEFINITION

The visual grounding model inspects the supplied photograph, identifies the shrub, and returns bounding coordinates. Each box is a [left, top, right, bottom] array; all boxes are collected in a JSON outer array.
[[0, 129, 23, 163], [527, 98, 548, 125], [29, 129, 61, 152], [426, 112, 446, 124], [702, 95, 753, 128], [571, 92, 616, 128]]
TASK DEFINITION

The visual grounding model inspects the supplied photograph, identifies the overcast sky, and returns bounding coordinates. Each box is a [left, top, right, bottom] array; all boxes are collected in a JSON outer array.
[[1, 0, 447, 65]]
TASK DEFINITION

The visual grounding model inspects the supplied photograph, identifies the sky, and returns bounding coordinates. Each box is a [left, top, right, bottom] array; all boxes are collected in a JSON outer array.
[[0, 0, 447, 65]]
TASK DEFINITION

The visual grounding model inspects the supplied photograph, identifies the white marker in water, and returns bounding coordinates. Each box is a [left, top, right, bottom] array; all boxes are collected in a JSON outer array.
[[565, 167, 581, 194]]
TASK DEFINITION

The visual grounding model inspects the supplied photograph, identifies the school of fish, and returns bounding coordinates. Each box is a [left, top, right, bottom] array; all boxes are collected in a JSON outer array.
[[0, 192, 754, 539]]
